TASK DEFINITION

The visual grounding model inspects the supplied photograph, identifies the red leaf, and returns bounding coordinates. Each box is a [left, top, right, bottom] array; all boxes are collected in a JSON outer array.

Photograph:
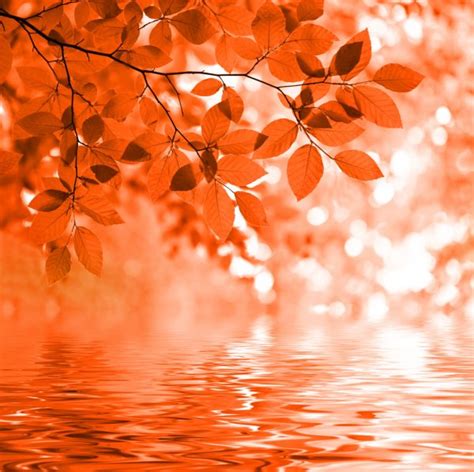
[[374, 63, 425, 92], [203, 182, 235, 240], [353, 85, 402, 128], [287, 144, 323, 200], [334, 150, 383, 180], [235, 191, 267, 226]]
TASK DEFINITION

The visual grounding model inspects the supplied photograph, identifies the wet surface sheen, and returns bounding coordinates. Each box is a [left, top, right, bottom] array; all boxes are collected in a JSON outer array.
[[0, 318, 473, 471]]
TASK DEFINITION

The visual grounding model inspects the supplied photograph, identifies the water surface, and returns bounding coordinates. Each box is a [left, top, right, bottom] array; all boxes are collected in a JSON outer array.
[[0, 317, 473, 470]]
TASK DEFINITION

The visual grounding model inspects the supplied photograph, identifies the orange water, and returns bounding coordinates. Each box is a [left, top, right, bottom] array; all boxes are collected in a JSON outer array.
[[0, 317, 473, 471]]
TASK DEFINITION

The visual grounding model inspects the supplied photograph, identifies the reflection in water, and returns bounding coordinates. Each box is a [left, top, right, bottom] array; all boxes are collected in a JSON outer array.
[[0, 318, 473, 471]]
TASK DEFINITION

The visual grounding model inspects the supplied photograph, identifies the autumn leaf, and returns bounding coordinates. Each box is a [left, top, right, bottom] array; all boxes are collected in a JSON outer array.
[[0, 35, 12, 84], [172, 9, 216, 45], [330, 29, 371, 80], [218, 129, 262, 155], [82, 114, 105, 145], [287, 145, 323, 200], [148, 149, 188, 201], [220, 88, 244, 123], [297, 0, 324, 21], [254, 119, 298, 159], [285, 24, 337, 55], [191, 78, 223, 96], [46, 246, 72, 284], [251, 1, 287, 50], [319, 101, 353, 123], [77, 189, 124, 225], [201, 150, 218, 182], [29, 203, 71, 244], [267, 50, 307, 82], [374, 63, 425, 92], [218, 155, 267, 186], [102, 93, 136, 121], [122, 45, 171, 69], [235, 191, 267, 226], [17, 112, 64, 136], [159, 0, 189, 15], [90, 164, 119, 183], [309, 121, 364, 146], [335, 150, 383, 180], [170, 164, 197, 191], [0, 150, 21, 176], [202, 103, 230, 145], [353, 85, 402, 128], [29, 190, 70, 212], [74, 226, 103, 276], [216, 35, 239, 72], [149, 20, 172, 54], [16, 66, 55, 92], [203, 182, 235, 240], [217, 6, 253, 36]]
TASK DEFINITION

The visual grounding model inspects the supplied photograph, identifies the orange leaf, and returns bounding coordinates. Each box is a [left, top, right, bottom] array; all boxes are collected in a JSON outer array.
[[374, 63, 424, 92], [215, 35, 239, 73], [170, 164, 197, 191], [159, 0, 189, 15], [335, 150, 383, 180], [203, 182, 235, 240], [221, 88, 244, 123], [16, 66, 55, 92], [287, 144, 323, 200], [0, 35, 12, 84], [191, 78, 223, 96], [319, 101, 353, 123], [172, 9, 216, 44], [29, 203, 71, 244], [89, 0, 121, 19], [251, 1, 287, 50], [330, 29, 371, 80], [0, 150, 21, 175], [77, 189, 124, 225], [148, 149, 188, 201], [217, 6, 253, 35], [218, 129, 262, 154], [353, 85, 402, 128], [122, 45, 171, 69], [149, 21, 172, 54], [309, 121, 364, 146], [46, 246, 71, 284], [297, 0, 324, 21], [202, 103, 230, 144], [102, 93, 136, 121], [254, 119, 298, 159], [74, 226, 103, 276], [285, 24, 337, 55], [230, 37, 262, 60], [235, 191, 267, 226], [139, 97, 160, 128], [17, 112, 64, 136], [29, 189, 69, 212], [267, 50, 307, 82], [218, 154, 267, 186], [82, 114, 104, 145]]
